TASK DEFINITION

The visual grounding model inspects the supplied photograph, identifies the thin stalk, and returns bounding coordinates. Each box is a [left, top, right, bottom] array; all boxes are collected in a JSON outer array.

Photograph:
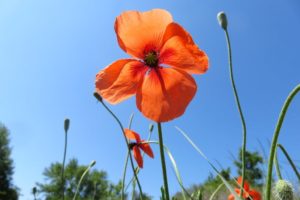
[[140, 140, 192, 199], [92, 182, 98, 200], [274, 149, 283, 180], [224, 29, 247, 197], [209, 183, 224, 200], [121, 114, 134, 200], [265, 84, 300, 200], [73, 161, 96, 200], [157, 122, 170, 200], [131, 180, 137, 200], [277, 144, 300, 181], [61, 119, 69, 200], [122, 150, 130, 200], [94, 93, 143, 199]]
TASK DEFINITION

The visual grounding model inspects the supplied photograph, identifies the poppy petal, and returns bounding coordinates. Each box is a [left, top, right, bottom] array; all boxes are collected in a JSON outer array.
[[237, 177, 250, 192], [139, 140, 154, 158], [115, 9, 173, 59], [136, 67, 197, 122], [160, 23, 209, 74], [249, 190, 262, 200], [124, 129, 141, 143], [133, 146, 143, 168], [95, 60, 148, 104], [227, 194, 235, 200]]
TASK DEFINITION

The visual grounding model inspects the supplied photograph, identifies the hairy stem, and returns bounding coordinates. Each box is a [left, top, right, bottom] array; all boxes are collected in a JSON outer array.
[[224, 28, 247, 197], [265, 84, 300, 200], [94, 93, 143, 199]]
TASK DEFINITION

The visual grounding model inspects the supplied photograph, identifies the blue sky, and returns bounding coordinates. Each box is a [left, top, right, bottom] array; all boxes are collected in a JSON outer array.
[[1, 0, 300, 199]]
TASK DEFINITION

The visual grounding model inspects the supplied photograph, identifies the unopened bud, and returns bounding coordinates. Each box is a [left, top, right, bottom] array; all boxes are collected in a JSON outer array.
[[90, 160, 96, 167], [149, 124, 154, 132], [64, 118, 70, 133], [93, 92, 103, 102], [32, 187, 37, 195], [217, 11, 228, 30], [274, 180, 294, 200]]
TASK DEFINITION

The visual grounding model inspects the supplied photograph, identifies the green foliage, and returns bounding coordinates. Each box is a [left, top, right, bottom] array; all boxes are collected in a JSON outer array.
[[172, 168, 231, 200], [36, 158, 122, 200], [234, 149, 263, 186], [0, 124, 19, 200]]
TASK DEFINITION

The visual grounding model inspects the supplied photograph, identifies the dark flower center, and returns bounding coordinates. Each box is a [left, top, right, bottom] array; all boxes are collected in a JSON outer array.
[[129, 142, 138, 149], [144, 51, 159, 68]]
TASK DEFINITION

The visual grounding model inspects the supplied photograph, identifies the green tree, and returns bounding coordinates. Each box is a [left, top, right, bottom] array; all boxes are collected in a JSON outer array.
[[234, 149, 263, 186], [0, 124, 18, 200], [36, 158, 122, 200]]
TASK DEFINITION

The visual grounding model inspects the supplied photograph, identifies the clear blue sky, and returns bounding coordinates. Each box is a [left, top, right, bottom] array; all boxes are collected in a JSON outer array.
[[1, 0, 300, 199]]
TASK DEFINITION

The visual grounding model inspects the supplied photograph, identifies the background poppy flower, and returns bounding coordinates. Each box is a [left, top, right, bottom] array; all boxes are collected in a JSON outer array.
[[124, 128, 154, 168], [228, 177, 261, 200], [95, 9, 209, 122]]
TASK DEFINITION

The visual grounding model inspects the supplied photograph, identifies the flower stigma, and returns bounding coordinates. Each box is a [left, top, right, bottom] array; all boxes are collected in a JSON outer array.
[[144, 51, 159, 68]]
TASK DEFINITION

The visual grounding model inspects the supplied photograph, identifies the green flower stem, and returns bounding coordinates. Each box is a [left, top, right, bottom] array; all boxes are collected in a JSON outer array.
[[157, 122, 170, 200], [209, 183, 224, 200], [274, 149, 283, 180], [277, 143, 300, 182], [122, 151, 130, 200], [224, 28, 247, 197], [121, 114, 134, 200], [94, 93, 143, 199], [73, 160, 96, 200], [61, 119, 69, 200], [265, 84, 300, 200]]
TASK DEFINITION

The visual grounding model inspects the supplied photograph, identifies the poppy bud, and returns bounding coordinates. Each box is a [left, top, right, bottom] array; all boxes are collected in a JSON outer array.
[[32, 187, 37, 195], [274, 180, 294, 200], [90, 160, 96, 167], [93, 92, 103, 102], [217, 11, 228, 30], [64, 118, 70, 133], [149, 124, 154, 132]]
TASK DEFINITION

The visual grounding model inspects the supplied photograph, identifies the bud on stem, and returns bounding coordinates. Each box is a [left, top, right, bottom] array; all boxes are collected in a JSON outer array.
[[217, 11, 228, 30]]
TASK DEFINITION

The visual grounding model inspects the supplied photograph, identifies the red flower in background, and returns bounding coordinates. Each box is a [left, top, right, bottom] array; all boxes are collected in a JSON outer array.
[[124, 128, 154, 168], [228, 177, 261, 200], [95, 9, 209, 122]]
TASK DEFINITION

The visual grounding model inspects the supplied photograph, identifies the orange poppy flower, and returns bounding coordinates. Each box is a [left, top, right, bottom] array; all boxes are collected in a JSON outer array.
[[228, 177, 261, 200], [124, 128, 154, 168], [95, 9, 208, 122]]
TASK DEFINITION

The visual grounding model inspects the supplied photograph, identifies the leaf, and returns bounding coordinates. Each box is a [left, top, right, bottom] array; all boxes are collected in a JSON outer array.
[[176, 126, 242, 200]]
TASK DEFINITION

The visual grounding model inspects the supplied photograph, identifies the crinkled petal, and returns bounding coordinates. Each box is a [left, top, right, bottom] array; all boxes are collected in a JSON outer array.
[[140, 140, 154, 158], [160, 23, 208, 74], [124, 128, 141, 143], [133, 146, 143, 168], [95, 60, 148, 104], [115, 9, 173, 59], [136, 67, 197, 122]]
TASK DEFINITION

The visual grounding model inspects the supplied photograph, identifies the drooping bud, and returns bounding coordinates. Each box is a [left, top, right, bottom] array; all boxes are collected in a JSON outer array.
[[274, 180, 294, 200], [93, 92, 103, 102], [64, 118, 70, 133], [217, 11, 228, 30]]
